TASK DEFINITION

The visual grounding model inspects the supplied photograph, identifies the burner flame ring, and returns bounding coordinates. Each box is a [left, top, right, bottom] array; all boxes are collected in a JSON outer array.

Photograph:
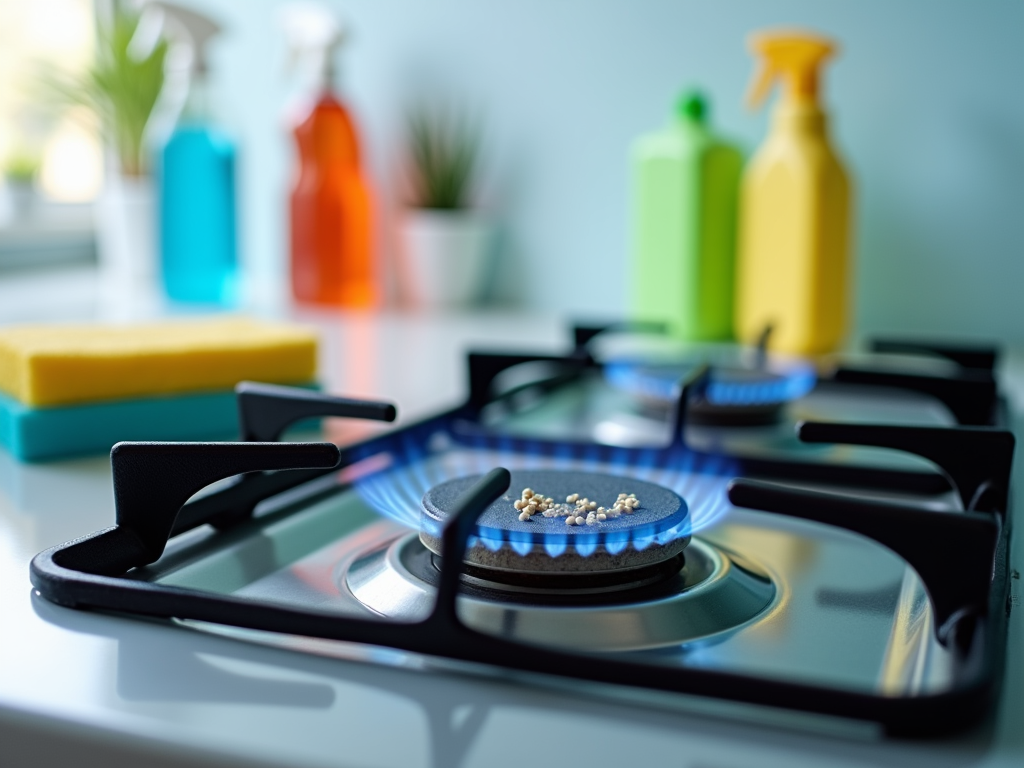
[[419, 470, 690, 577]]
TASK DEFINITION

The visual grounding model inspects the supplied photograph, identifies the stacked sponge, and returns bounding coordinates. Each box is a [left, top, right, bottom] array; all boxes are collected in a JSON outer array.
[[0, 317, 318, 461]]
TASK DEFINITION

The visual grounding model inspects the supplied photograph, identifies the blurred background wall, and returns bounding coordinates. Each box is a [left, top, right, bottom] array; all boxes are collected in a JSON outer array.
[[102, 0, 1024, 340]]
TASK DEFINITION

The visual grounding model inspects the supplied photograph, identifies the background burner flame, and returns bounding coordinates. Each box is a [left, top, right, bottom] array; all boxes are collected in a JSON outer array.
[[605, 357, 817, 406], [353, 428, 737, 557]]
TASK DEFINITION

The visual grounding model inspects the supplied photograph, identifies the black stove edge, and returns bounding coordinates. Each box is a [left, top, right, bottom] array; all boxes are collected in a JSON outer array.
[[29, 462, 1010, 738]]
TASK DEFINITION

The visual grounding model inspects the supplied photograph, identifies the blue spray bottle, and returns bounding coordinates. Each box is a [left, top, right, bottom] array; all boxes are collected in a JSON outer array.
[[145, 3, 238, 303]]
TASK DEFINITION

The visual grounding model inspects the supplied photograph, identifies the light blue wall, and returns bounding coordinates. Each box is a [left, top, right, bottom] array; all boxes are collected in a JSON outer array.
[[194, 0, 1024, 343]]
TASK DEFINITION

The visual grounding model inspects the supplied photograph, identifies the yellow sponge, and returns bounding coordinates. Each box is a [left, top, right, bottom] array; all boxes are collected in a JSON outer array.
[[0, 317, 318, 407]]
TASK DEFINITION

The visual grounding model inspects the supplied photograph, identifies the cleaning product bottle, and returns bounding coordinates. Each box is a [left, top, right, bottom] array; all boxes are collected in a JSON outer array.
[[734, 29, 852, 355], [283, 4, 374, 307], [631, 92, 743, 341], [147, 2, 238, 304]]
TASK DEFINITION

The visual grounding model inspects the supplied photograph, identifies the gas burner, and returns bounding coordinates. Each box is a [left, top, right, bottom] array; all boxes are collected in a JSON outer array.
[[344, 533, 775, 652], [418, 470, 690, 579], [340, 468, 775, 652], [603, 359, 817, 427]]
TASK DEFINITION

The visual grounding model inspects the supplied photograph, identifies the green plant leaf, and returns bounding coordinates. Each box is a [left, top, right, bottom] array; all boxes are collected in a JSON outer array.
[[406, 106, 481, 210], [37, 8, 167, 177]]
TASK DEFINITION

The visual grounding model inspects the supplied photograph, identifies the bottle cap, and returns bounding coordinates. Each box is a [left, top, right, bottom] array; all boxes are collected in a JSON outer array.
[[676, 91, 707, 123]]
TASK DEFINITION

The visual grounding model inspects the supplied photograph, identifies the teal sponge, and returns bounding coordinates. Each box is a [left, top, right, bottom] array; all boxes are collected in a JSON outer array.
[[0, 389, 240, 461]]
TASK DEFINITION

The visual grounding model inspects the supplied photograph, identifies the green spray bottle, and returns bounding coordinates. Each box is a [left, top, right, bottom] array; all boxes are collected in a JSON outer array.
[[630, 92, 743, 341]]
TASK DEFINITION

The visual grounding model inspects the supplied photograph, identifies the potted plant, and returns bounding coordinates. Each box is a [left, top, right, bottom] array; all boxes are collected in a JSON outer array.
[[2, 151, 41, 220], [45, 8, 166, 286], [401, 107, 490, 308]]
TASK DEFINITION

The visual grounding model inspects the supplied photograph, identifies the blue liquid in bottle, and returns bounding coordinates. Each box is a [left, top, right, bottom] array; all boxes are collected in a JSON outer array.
[[159, 126, 238, 303]]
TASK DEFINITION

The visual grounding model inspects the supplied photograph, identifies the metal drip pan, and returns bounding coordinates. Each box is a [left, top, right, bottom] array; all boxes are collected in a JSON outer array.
[[343, 533, 777, 652]]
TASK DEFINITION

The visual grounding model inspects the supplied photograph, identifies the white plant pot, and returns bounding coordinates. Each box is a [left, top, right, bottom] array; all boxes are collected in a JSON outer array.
[[401, 210, 491, 309], [94, 174, 156, 286], [5, 181, 37, 220]]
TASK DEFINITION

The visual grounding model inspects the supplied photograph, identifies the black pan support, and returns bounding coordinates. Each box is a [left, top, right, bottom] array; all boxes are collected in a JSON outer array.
[[832, 366, 998, 427], [798, 421, 1015, 515], [730, 420, 1014, 646], [728, 479, 998, 647], [464, 349, 954, 495], [841, 336, 1000, 427], [168, 383, 397, 536], [236, 381, 397, 442], [29, 383, 1015, 736], [871, 338, 999, 373]]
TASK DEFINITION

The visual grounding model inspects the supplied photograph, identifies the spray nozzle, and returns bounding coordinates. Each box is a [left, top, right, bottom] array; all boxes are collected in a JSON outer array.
[[746, 29, 836, 110], [132, 1, 221, 76], [281, 2, 346, 89]]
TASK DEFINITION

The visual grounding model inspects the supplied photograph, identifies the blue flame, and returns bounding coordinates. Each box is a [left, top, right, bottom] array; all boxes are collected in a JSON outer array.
[[604, 358, 816, 406], [351, 420, 737, 559]]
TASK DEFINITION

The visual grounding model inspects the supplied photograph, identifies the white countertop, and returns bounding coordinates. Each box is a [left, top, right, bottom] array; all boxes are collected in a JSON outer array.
[[0, 268, 1022, 767]]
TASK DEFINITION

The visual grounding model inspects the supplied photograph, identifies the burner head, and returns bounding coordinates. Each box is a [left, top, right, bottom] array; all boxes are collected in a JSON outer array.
[[605, 358, 816, 426], [419, 469, 690, 577], [687, 367, 787, 426]]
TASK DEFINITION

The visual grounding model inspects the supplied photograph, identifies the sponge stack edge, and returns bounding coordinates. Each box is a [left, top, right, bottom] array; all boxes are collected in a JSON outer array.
[[0, 389, 243, 461], [0, 317, 319, 461], [0, 317, 317, 407]]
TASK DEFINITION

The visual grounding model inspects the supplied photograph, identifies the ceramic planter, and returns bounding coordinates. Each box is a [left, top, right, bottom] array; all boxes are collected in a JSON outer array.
[[94, 173, 156, 287], [401, 209, 491, 308]]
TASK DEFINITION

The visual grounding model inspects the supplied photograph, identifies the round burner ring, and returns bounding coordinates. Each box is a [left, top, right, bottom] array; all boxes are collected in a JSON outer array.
[[344, 533, 777, 652], [419, 470, 690, 577], [605, 358, 817, 427]]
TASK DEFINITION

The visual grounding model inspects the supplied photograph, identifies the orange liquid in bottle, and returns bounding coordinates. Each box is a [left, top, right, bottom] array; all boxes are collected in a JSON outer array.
[[290, 94, 375, 306]]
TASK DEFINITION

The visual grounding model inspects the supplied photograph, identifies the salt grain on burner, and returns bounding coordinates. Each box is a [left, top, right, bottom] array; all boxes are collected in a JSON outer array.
[[516, 487, 639, 525]]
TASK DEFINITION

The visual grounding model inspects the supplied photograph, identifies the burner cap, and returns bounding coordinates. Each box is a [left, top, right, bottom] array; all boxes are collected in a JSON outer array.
[[604, 357, 816, 426], [419, 470, 690, 576]]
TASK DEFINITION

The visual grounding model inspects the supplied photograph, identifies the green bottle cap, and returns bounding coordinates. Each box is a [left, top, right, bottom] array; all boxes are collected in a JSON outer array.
[[676, 91, 707, 123]]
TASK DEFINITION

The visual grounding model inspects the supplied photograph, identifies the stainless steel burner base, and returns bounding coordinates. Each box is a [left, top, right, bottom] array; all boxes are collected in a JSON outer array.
[[343, 533, 776, 652], [417, 530, 690, 575]]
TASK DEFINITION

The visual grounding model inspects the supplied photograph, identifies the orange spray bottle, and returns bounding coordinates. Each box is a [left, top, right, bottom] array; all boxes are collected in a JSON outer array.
[[284, 6, 375, 307]]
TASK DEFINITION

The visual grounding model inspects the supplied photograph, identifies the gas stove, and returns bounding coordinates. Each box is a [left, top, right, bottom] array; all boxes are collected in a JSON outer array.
[[29, 329, 1016, 742]]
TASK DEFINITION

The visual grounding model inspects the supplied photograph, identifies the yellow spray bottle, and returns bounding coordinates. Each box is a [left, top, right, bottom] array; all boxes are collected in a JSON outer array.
[[735, 30, 852, 355]]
